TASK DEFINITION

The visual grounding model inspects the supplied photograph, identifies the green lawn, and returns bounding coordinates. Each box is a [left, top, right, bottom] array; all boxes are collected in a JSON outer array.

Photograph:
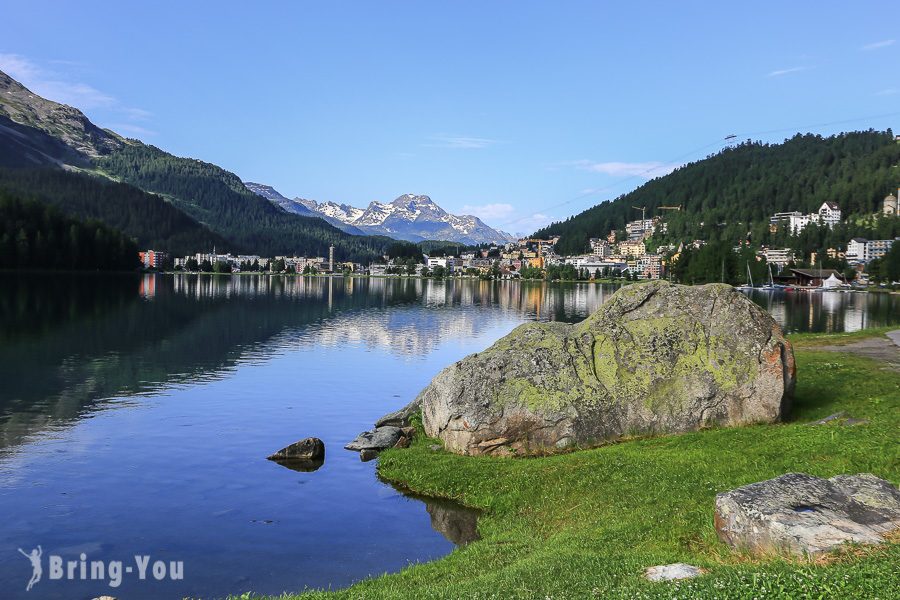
[[247, 329, 900, 599]]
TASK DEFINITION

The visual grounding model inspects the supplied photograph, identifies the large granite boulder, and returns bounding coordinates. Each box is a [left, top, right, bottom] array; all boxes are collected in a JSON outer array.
[[420, 281, 795, 455], [715, 473, 900, 556]]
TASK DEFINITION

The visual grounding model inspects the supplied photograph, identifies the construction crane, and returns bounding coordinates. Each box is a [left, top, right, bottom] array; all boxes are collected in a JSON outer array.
[[632, 205, 647, 221]]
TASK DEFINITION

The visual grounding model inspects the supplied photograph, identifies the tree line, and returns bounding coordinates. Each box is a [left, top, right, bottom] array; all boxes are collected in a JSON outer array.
[[0, 167, 227, 255], [537, 130, 900, 256], [97, 143, 393, 262], [0, 191, 139, 270]]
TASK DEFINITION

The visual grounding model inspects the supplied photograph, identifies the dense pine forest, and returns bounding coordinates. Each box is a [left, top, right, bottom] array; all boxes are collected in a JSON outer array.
[[97, 144, 391, 261], [537, 131, 900, 256], [0, 168, 228, 256], [0, 190, 139, 270]]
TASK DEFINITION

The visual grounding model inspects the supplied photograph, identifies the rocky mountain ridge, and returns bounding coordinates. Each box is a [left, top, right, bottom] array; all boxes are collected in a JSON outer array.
[[245, 183, 514, 245]]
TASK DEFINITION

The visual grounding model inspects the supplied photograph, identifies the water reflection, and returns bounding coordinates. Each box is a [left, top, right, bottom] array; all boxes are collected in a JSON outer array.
[[740, 289, 898, 334], [269, 458, 325, 473], [2, 276, 897, 455], [386, 483, 481, 546], [0, 275, 613, 453], [0, 274, 897, 598]]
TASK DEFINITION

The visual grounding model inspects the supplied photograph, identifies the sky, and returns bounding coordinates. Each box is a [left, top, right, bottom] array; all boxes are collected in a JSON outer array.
[[2, 1, 899, 235]]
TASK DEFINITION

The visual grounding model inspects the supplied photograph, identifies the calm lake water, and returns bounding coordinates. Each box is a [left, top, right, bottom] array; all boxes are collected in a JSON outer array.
[[0, 274, 897, 599]]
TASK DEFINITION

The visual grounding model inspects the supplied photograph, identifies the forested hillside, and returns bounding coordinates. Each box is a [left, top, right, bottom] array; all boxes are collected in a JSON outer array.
[[0, 69, 397, 262], [538, 131, 900, 255], [0, 168, 228, 255], [0, 190, 139, 270], [96, 144, 391, 261]]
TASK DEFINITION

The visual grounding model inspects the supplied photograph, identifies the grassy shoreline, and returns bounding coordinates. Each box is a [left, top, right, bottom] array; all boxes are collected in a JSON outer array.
[[243, 329, 899, 599]]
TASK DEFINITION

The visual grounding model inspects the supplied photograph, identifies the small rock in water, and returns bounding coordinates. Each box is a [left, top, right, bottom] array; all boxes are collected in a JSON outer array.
[[644, 563, 705, 582], [715, 472, 900, 556], [267, 437, 325, 461], [345, 426, 403, 451]]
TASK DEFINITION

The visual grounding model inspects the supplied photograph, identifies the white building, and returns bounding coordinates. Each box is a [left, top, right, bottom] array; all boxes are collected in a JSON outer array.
[[625, 218, 657, 240], [846, 238, 897, 264], [759, 247, 795, 271], [577, 258, 628, 274], [884, 192, 898, 216], [770, 202, 841, 234], [817, 201, 841, 227], [426, 256, 457, 272]]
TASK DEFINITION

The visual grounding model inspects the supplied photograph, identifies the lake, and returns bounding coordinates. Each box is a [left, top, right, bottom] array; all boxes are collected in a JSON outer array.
[[0, 274, 897, 599]]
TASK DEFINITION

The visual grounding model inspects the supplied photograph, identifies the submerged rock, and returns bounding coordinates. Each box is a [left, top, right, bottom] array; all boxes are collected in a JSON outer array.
[[715, 473, 900, 556], [267, 437, 325, 461], [644, 563, 705, 581], [345, 426, 403, 452], [419, 281, 796, 455]]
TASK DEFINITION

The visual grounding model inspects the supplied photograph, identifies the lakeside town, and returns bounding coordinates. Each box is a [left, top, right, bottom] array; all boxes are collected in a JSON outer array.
[[141, 189, 900, 289]]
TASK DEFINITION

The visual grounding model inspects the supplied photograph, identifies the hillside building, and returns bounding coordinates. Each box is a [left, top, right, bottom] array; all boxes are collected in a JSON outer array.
[[885, 192, 898, 216], [769, 202, 842, 233], [845, 237, 898, 264], [588, 238, 611, 257], [759, 247, 795, 271]]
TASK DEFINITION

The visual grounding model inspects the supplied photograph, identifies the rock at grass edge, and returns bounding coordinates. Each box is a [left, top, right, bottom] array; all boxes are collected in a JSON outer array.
[[715, 473, 900, 557], [345, 426, 403, 452], [418, 281, 796, 456]]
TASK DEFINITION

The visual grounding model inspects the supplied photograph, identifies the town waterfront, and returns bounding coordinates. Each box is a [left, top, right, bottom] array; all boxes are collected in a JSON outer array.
[[0, 274, 898, 599]]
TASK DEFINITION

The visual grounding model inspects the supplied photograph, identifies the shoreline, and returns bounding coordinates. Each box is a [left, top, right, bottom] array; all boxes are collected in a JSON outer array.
[[260, 327, 900, 599]]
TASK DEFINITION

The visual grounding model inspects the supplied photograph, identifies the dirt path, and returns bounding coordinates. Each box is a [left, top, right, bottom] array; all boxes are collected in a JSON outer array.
[[817, 330, 900, 373]]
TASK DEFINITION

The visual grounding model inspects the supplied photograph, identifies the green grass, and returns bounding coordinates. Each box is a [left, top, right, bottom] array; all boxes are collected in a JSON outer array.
[[242, 329, 900, 599]]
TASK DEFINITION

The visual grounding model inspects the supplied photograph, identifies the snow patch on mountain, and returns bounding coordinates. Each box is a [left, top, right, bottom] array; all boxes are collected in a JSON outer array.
[[244, 184, 515, 245]]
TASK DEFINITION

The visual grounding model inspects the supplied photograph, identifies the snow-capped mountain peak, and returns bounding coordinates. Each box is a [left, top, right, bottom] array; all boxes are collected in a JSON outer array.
[[244, 182, 514, 245]]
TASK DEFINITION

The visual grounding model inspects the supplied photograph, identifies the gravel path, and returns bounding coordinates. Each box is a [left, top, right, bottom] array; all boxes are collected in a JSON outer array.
[[817, 330, 900, 373]]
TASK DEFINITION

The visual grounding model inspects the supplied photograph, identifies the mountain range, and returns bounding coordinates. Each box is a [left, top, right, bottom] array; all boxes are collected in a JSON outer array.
[[0, 70, 395, 261], [2, 66, 897, 264], [244, 182, 514, 245]]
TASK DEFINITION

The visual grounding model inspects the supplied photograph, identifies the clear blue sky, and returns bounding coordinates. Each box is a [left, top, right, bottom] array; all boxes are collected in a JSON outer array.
[[3, 1, 898, 234]]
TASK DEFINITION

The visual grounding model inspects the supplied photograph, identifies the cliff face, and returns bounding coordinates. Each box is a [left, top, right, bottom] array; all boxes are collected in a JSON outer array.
[[420, 281, 795, 456]]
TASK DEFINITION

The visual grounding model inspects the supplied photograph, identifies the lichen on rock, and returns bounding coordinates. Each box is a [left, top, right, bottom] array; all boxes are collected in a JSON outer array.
[[419, 281, 796, 456]]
